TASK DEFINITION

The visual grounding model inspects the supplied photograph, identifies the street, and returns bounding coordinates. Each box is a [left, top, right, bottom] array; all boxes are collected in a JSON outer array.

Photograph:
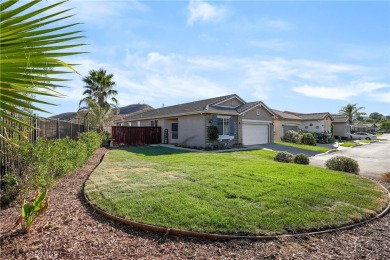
[[310, 134, 390, 179]]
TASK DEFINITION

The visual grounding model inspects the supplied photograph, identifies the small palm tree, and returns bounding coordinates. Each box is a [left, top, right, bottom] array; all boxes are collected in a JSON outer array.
[[339, 104, 366, 125], [0, 0, 84, 142], [79, 98, 111, 132], [79, 69, 118, 109]]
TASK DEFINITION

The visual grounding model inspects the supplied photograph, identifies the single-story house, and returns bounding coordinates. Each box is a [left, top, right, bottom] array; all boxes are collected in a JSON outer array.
[[351, 123, 379, 133], [118, 94, 276, 148], [332, 115, 350, 139], [272, 110, 334, 141]]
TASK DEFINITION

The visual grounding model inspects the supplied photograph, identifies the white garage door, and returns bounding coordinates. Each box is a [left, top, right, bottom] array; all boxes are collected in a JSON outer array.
[[242, 122, 269, 145]]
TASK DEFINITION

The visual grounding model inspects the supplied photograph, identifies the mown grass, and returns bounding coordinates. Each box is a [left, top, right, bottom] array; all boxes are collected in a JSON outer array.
[[340, 141, 360, 147], [85, 146, 388, 236], [274, 141, 330, 153]]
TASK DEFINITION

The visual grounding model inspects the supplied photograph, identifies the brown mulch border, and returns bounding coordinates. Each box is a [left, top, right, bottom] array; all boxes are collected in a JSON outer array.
[[1, 147, 389, 259]]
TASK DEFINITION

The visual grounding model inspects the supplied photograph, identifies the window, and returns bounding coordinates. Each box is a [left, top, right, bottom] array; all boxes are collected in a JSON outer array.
[[305, 126, 308, 129], [171, 123, 178, 139], [315, 126, 319, 129], [137, 121, 141, 127], [217, 117, 230, 136], [127, 122, 132, 126], [151, 121, 155, 127], [257, 109, 261, 116]]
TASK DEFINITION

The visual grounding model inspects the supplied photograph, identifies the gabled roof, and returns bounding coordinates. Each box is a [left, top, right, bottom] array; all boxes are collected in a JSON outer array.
[[122, 94, 240, 121], [271, 109, 302, 120], [332, 115, 349, 123], [121, 94, 276, 121], [293, 112, 333, 121]]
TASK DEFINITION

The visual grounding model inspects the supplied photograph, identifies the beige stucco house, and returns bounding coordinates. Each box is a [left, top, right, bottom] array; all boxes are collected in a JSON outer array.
[[119, 94, 276, 148], [332, 115, 350, 139], [272, 110, 334, 141]]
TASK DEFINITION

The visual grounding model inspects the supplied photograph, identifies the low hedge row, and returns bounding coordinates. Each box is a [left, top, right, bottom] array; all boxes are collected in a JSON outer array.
[[274, 152, 309, 165], [1, 131, 102, 206]]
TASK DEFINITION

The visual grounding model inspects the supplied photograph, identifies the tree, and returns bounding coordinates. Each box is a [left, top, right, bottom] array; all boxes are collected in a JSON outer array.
[[364, 118, 374, 123], [380, 121, 390, 131], [78, 99, 111, 132], [79, 69, 118, 109], [339, 104, 366, 125], [369, 112, 383, 122], [0, 0, 84, 142]]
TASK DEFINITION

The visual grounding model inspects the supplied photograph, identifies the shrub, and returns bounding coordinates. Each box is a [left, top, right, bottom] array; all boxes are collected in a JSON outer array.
[[0, 131, 102, 206], [301, 133, 316, 146], [294, 153, 310, 164], [274, 151, 294, 163], [207, 126, 219, 141], [282, 130, 301, 144], [325, 156, 359, 174]]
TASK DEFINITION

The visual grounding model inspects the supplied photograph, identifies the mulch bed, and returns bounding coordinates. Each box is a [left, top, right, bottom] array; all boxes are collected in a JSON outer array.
[[1, 147, 389, 259]]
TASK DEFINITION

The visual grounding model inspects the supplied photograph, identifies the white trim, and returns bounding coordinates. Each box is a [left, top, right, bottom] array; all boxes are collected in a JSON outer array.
[[217, 115, 231, 119], [242, 119, 272, 124], [219, 135, 234, 140]]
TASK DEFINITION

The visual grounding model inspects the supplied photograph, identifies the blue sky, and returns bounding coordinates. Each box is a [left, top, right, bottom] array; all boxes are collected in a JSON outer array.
[[38, 0, 389, 116]]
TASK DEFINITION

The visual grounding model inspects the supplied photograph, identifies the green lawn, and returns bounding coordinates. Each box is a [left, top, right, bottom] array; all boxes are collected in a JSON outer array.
[[85, 146, 388, 236], [340, 141, 360, 147], [274, 141, 331, 153]]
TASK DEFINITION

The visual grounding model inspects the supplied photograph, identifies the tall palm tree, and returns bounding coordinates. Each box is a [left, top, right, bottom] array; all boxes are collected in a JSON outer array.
[[339, 104, 366, 125], [0, 0, 84, 142], [79, 69, 118, 109]]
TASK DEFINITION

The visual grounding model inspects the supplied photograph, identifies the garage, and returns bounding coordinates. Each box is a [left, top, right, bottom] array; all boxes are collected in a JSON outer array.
[[242, 121, 269, 145]]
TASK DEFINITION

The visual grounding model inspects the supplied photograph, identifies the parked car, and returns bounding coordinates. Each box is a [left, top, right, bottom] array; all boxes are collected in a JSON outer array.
[[350, 132, 377, 140]]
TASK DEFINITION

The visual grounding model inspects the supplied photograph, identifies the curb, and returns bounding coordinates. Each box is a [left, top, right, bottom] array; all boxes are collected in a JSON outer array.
[[83, 152, 390, 241]]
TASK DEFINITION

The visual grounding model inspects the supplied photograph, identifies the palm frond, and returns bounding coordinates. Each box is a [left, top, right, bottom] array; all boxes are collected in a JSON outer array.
[[0, 0, 85, 141]]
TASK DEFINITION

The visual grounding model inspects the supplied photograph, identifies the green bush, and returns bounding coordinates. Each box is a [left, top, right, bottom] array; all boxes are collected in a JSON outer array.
[[301, 133, 316, 146], [282, 130, 301, 144], [294, 154, 310, 165], [207, 126, 219, 141], [274, 151, 294, 163], [0, 131, 102, 206], [325, 156, 359, 174]]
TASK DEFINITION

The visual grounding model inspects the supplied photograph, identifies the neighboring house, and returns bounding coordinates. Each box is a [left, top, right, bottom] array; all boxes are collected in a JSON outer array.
[[271, 110, 334, 141], [272, 110, 302, 141], [119, 94, 276, 148], [351, 123, 379, 133], [332, 115, 350, 139]]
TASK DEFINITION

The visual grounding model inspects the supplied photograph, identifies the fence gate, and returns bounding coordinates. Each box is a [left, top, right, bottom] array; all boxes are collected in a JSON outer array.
[[112, 126, 161, 146]]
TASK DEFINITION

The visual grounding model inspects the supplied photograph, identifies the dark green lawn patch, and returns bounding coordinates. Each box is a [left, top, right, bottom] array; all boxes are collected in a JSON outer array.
[[85, 146, 388, 236], [275, 141, 330, 153]]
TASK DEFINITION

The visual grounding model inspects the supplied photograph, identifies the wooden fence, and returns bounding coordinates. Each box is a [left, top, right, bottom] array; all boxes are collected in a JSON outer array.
[[112, 126, 161, 146]]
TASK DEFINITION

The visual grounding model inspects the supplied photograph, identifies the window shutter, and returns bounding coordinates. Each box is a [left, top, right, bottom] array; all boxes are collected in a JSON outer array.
[[229, 117, 235, 136], [211, 116, 218, 126]]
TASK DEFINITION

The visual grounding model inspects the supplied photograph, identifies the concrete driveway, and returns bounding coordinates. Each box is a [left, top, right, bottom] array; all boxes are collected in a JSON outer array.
[[310, 134, 390, 179]]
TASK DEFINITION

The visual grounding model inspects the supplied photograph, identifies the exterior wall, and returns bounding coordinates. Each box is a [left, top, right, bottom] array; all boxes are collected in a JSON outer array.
[[177, 115, 206, 147], [333, 122, 350, 138], [274, 119, 302, 141], [238, 105, 274, 144], [241, 105, 273, 121], [218, 97, 244, 107], [204, 114, 238, 147], [298, 119, 332, 133]]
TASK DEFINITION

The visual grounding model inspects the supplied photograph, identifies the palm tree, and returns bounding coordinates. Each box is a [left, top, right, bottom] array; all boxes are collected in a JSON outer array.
[[339, 104, 366, 125], [0, 0, 84, 142], [79, 69, 118, 109], [78, 98, 111, 132]]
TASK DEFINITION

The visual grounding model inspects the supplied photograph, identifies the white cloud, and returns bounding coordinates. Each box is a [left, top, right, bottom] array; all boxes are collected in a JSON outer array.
[[187, 0, 227, 26], [293, 82, 390, 102]]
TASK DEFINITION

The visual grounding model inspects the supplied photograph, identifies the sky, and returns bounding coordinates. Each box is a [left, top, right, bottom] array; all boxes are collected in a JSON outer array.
[[35, 0, 389, 117]]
